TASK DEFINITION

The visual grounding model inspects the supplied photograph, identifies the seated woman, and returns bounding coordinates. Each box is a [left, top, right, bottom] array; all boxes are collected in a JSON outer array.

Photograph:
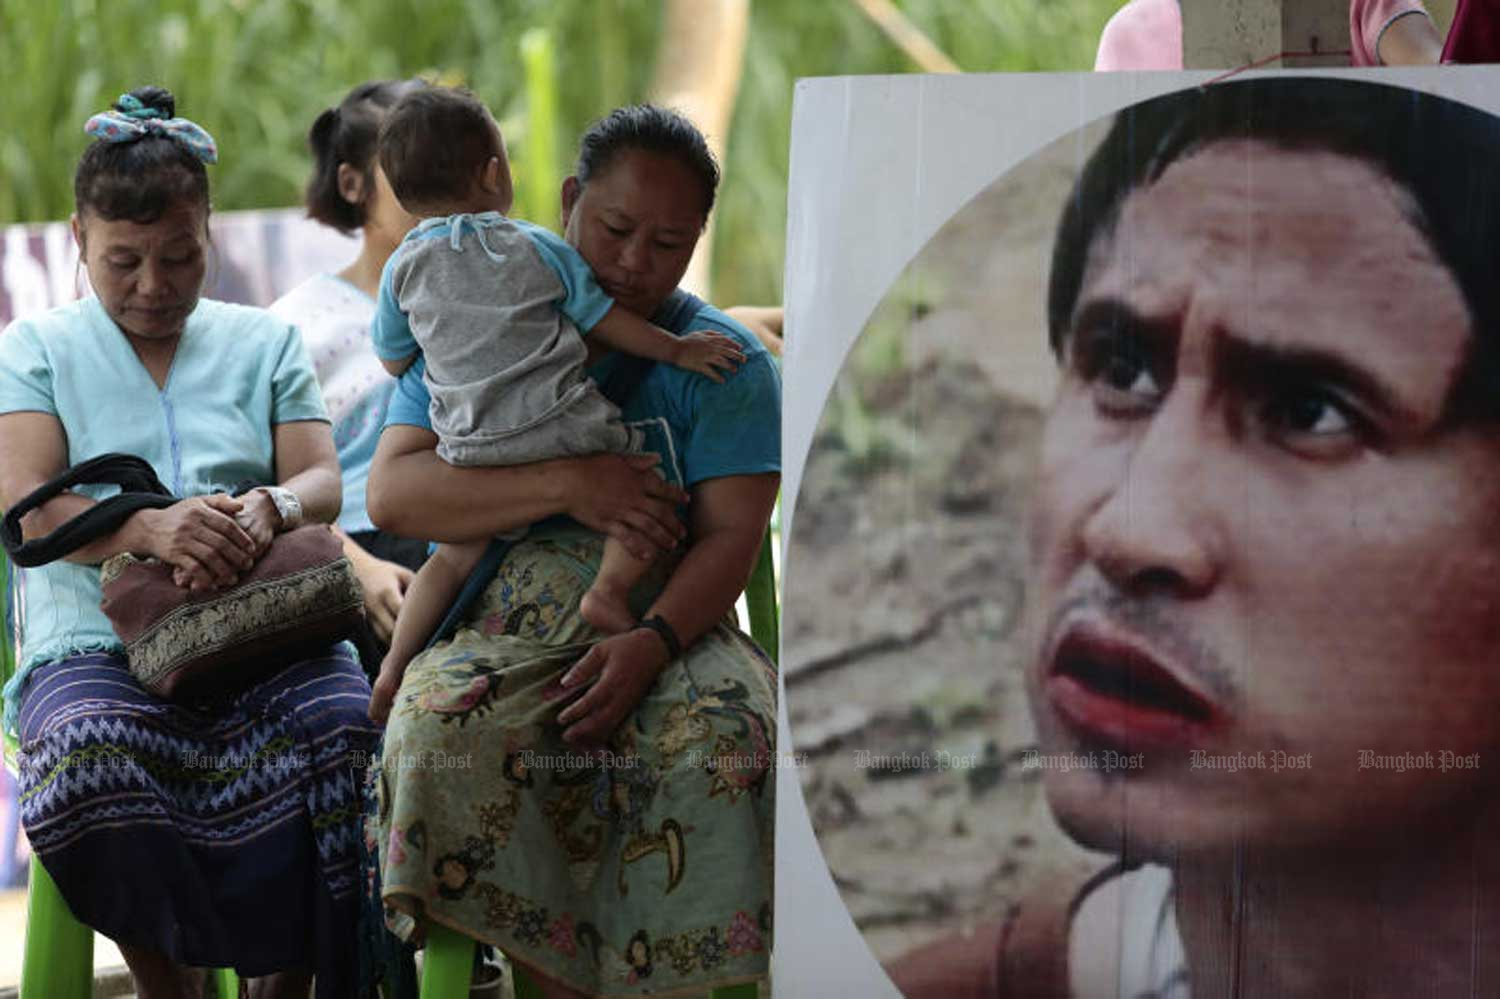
[[0, 87, 377, 999], [367, 105, 780, 999], [270, 79, 427, 674]]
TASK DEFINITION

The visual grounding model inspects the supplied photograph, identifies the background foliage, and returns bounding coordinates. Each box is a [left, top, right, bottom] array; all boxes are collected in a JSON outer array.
[[0, 0, 1120, 308]]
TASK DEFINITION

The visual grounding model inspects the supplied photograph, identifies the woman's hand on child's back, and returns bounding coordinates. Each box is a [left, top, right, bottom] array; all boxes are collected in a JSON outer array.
[[671, 331, 745, 383]]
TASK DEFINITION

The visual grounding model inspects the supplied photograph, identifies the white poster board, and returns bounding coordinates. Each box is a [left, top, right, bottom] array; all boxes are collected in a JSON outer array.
[[776, 65, 1500, 996]]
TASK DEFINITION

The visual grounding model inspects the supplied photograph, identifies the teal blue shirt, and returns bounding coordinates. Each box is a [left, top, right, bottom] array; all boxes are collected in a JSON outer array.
[[0, 297, 327, 734]]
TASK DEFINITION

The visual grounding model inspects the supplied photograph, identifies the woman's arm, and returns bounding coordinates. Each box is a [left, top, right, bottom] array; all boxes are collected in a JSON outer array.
[[556, 471, 779, 747], [0, 411, 256, 588], [229, 419, 342, 557], [1376, 8, 1443, 64], [367, 424, 688, 556], [724, 305, 785, 357], [273, 419, 341, 524]]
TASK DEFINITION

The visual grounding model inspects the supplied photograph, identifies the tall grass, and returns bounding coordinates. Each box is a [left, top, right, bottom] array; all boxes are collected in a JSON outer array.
[[0, 0, 1117, 307]]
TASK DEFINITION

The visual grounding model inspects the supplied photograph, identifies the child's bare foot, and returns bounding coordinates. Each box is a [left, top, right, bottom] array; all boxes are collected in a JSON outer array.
[[580, 586, 636, 634]]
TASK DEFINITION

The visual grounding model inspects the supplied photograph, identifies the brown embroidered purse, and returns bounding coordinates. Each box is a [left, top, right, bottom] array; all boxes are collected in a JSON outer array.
[[2, 454, 364, 700]]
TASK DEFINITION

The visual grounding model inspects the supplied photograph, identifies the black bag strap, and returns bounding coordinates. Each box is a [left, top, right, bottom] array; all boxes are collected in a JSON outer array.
[[1, 453, 176, 568]]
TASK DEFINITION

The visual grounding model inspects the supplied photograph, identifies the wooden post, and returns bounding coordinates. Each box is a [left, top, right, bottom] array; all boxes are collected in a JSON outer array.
[[649, 0, 750, 300], [1181, 0, 1351, 68]]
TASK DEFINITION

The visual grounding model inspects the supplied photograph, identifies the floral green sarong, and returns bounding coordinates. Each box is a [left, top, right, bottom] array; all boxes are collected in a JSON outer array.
[[372, 530, 776, 997]]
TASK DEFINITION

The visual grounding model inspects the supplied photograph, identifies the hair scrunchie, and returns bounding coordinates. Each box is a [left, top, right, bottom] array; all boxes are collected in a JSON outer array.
[[83, 93, 219, 164]]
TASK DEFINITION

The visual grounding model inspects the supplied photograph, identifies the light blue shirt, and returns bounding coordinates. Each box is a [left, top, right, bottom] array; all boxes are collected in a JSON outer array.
[[0, 296, 327, 733]]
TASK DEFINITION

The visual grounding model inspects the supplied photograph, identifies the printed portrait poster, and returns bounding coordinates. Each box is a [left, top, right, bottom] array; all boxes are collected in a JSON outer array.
[[777, 66, 1500, 998]]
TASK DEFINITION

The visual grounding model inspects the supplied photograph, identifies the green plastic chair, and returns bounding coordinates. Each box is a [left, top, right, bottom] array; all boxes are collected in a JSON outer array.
[[0, 550, 241, 999], [417, 530, 779, 999]]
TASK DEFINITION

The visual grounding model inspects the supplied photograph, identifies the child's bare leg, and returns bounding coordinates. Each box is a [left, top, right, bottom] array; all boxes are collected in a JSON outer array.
[[580, 536, 653, 634], [370, 540, 487, 723]]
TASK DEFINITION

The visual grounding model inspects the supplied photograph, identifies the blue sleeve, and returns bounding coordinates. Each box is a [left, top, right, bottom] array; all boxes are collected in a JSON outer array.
[[0, 320, 57, 415], [384, 355, 434, 429], [371, 251, 419, 362], [517, 220, 615, 333], [678, 313, 782, 486], [269, 322, 329, 423]]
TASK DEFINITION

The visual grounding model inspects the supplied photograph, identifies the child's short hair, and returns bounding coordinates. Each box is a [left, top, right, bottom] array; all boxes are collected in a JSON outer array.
[[378, 86, 499, 210]]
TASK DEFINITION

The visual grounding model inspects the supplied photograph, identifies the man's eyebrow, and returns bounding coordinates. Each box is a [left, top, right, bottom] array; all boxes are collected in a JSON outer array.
[[1066, 299, 1180, 356], [1069, 297, 1418, 423], [1214, 336, 1414, 423]]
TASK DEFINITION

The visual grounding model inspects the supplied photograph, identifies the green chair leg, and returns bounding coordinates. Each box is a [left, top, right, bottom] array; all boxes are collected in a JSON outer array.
[[420, 922, 475, 999], [711, 983, 761, 999], [21, 854, 93, 999], [214, 966, 240, 998]]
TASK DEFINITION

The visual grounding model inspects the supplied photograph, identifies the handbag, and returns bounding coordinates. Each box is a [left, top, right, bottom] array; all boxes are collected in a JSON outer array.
[[1, 453, 364, 700]]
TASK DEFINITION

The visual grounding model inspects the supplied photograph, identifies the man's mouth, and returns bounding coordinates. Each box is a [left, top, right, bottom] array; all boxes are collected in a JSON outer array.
[[1045, 623, 1223, 751]]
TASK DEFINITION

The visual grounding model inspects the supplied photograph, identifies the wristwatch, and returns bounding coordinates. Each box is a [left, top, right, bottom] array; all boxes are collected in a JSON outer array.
[[255, 486, 304, 530]]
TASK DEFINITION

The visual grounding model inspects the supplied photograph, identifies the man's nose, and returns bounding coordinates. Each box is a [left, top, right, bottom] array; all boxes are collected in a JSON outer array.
[[1080, 394, 1223, 598]]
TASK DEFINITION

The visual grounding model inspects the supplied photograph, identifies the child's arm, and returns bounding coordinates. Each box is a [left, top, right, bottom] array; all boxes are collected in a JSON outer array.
[[380, 353, 417, 378], [368, 539, 488, 724], [591, 305, 746, 383]]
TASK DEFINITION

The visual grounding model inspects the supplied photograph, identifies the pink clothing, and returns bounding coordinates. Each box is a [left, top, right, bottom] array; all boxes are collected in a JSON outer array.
[[1094, 0, 1182, 71], [1443, 0, 1500, 62], [1350, 0, 1433, 65], [1093, 0, 1430, 70]]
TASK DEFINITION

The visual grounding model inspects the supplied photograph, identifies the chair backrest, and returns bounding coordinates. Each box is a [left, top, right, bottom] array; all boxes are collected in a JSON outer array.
[[744, 528, 778, 665]]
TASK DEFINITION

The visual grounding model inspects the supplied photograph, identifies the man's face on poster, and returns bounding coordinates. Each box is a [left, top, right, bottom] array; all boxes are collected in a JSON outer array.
[[1025, 139, 1500, 859]]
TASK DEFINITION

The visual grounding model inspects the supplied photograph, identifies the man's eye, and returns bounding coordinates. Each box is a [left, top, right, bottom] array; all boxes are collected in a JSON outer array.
[[108, 257, 138, 269], [1262, 388, 1355, 438], [1074, 329, 1161, 415], [604, 224, 629, 237]]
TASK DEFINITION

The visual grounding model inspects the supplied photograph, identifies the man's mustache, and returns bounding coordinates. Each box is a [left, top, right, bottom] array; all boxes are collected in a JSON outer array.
[[1041, 585, 1240, 708]]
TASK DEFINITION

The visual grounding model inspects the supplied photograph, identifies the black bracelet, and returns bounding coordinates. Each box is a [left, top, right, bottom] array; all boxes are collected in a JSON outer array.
[[636, 615, 683, 661]]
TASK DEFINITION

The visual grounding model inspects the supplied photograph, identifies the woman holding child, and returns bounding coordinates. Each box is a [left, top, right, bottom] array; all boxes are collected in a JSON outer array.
[[0, 87, 376, 998], [366, 97, 780, 998]]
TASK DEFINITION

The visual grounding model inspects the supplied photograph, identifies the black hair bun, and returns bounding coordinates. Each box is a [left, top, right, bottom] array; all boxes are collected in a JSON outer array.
[[119, 85, 176, 118]]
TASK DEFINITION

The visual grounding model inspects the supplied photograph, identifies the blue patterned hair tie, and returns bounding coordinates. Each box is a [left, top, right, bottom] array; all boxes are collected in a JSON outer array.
[[115, 93, 165, 120], [84, 94, 218, 164]]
